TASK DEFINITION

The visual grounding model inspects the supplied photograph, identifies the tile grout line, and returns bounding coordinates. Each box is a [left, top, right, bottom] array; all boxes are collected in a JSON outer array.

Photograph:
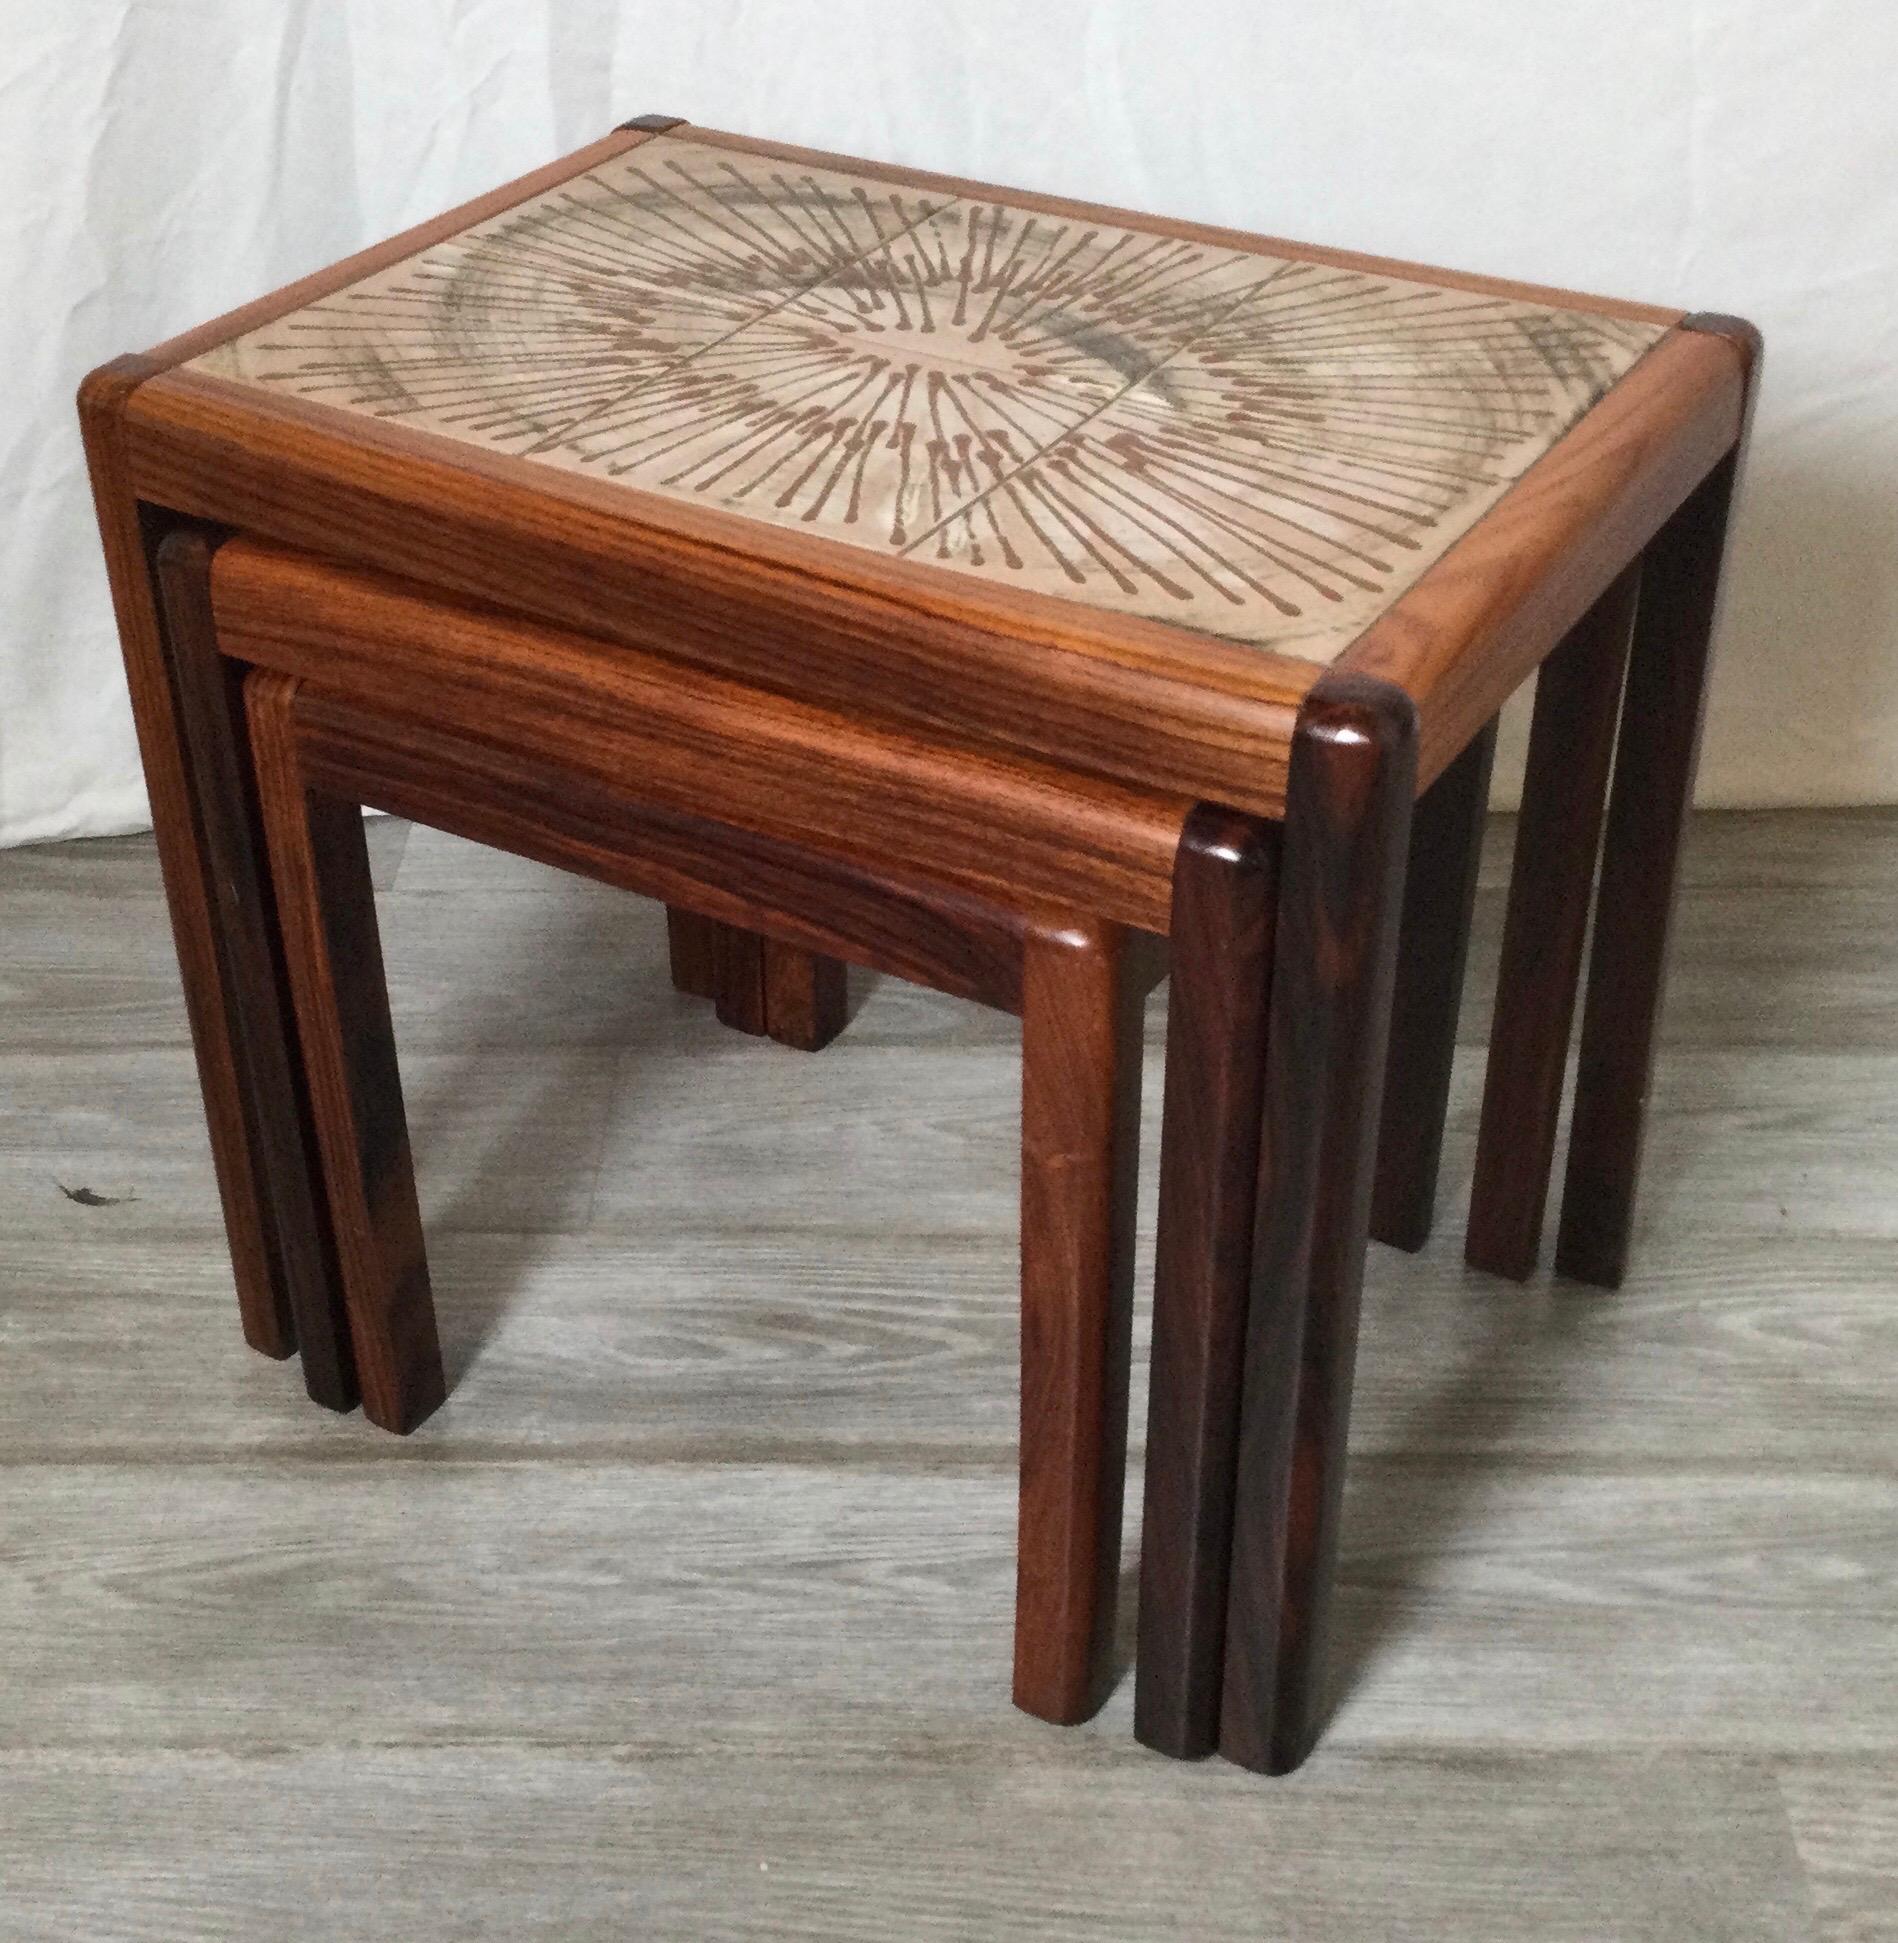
[[517, 141, 968, 461], [896, 256, 1297, 559]]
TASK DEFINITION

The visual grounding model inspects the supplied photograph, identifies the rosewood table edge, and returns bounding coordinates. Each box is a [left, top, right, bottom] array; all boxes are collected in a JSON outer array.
[[1335, 322, 1749, 790], [209, 539, 1193, 936], [285, 675, 1162, 1019], [1680, 311, 1764, 382], [210, 527, 1214, 818]]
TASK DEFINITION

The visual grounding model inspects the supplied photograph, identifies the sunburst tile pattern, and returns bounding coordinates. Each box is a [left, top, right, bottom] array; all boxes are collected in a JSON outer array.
[[193, 134, 1668, 662]]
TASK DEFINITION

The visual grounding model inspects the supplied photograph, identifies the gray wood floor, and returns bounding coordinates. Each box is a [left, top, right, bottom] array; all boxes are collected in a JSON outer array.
[[2, 810, 1894, 1940]]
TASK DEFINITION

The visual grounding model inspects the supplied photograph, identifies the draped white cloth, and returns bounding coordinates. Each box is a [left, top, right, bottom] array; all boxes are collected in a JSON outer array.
[[5, 0, 1894, 843]]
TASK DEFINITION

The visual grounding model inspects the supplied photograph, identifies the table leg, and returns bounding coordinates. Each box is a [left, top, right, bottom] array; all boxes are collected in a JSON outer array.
[[78, 361, 298, 1362], [761, 936, 849, 1051], [1465, 568, 1639, 1279], [711, 922, 769, 1036], [152, 531, 358, 1410], [1557, 451, 1743, 1286], [664, 906, 720, 998], [247, 670, 445, 1434], [667, 906, 848, 1050], [1014, 916, 1144, 1725], [1219, 673, 1416, 1775], [1135, 806, 1279, 1759], [1370, 719, 1497, 1252]]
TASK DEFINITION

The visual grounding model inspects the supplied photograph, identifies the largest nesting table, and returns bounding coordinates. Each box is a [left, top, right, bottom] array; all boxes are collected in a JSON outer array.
[[79, 114, 1757, 1775]]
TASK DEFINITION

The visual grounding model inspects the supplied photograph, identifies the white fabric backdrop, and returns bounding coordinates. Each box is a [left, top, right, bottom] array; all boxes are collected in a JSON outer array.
[[5, 1, 1895, 844]]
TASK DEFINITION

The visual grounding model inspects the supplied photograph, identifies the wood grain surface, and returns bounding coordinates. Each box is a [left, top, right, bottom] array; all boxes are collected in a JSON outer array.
[[1465, 569, 1638, 1280], [761, 937, 850, 1051], [74, 362, 295, 1361], [288, 682, 1036, 1016], [1014, 919, 1145, 1723], [1, 810, 1889, 1937], [0, 1744, 1814, 1942], [1220, 672, 1418, 1775], [664, 906, 721, 1000], [1557, 447, 1746, 1287], [710, 922, 770, 1038], [151, 530, 358, 1410], [1371, 718, 1496, 1251], [209, 539, 1191, 932], [247, 673, 444, 1433], [1135, 805, 1278, 1759]]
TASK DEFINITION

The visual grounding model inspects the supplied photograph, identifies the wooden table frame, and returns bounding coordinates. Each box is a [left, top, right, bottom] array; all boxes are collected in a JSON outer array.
[[78, 114, 1758, 1775]]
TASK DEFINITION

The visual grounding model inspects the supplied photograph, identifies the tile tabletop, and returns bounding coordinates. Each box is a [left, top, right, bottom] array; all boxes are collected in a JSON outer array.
[[194, 133, 1667, 663]]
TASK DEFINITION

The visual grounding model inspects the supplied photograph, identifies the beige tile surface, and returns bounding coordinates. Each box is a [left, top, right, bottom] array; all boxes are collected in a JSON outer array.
[[193, 134, 1665, 660]]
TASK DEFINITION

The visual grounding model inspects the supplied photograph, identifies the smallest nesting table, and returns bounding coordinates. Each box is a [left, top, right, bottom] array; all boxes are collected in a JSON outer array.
[[81, 113, 1756, 1774]]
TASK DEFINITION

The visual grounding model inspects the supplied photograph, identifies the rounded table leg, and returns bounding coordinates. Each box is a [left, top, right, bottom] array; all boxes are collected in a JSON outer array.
[[1219, 673, 1417, 1775], [1371, 718, 1497, 1253], [1465, 568, 1640, 1281], [153, 527, 359, 1411], [1136, 806, 1279, 1759], [247, 670, 445, 1435], [1014, 916, 1145, 1725], [1558, 454, 1741, 1287], [761, 936, 849, 1051], [664, 905, 721, 999]]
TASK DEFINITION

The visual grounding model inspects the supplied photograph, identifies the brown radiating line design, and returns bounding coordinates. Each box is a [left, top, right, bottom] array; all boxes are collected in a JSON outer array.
[[192, 134, 1667, 661]]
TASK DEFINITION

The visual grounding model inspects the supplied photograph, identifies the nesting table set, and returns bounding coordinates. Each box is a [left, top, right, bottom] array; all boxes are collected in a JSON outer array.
[[81, 116, 1756, 1774]]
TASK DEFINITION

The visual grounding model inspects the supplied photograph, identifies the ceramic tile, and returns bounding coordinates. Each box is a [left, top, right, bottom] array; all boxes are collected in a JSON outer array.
[[916, 259, 1666, 655], [193, 133, 1667, 661], [194, 138, 958, 456]]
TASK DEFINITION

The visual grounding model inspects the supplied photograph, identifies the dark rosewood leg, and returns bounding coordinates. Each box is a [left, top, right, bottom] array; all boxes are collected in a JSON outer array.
[[710, 922, 768, 1037], [664, 906, 720, 999], [246, 670, 444, 1434], [1558, 447, 1746, 1286], [1135, 806, 1280, 1760], [669, 907, 846, 1049], [1370, 719, 1497, 1252], [77, 362, 295, 1359], [1465, 568, 1640, 1280], [1014, 916, 1145, 1725], [1219, 672, 1417, 1775], [153, 533, 357, 1410], [761, 936, 849, 1051]]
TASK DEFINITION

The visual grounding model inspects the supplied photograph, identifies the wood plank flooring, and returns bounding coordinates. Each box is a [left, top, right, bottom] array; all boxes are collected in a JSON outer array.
[[1, 810, 1893, 1939]]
